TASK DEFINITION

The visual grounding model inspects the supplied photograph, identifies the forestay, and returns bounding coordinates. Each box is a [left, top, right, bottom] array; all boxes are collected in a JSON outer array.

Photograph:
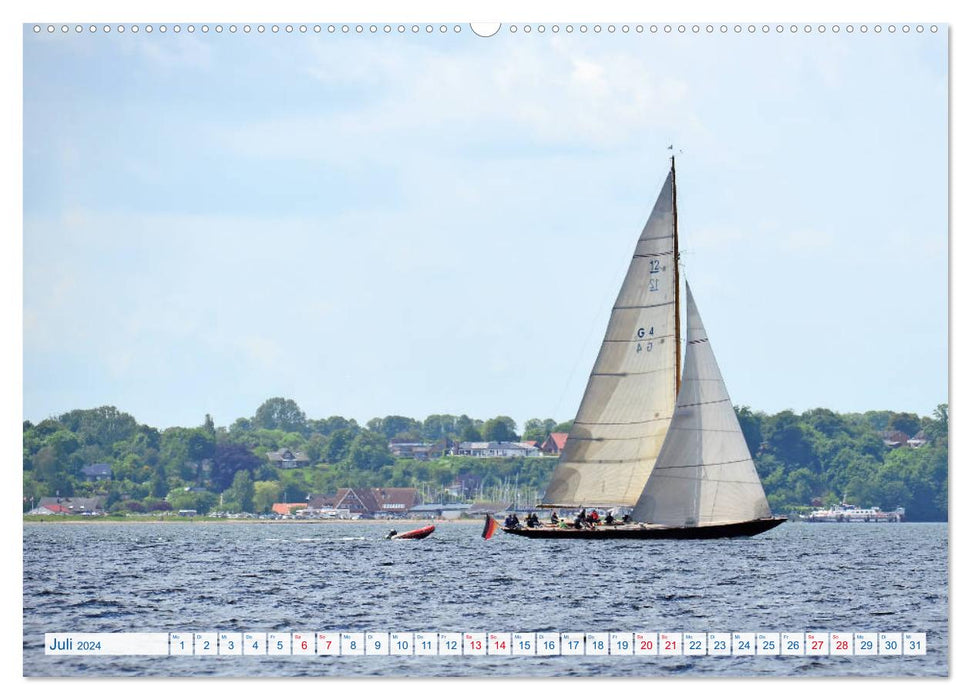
[[542, 171, 679, 507], [631, 283, 772, 526]]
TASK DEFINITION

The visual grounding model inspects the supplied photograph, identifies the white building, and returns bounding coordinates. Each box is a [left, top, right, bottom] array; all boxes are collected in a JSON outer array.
[[454, 441, 541, 458]]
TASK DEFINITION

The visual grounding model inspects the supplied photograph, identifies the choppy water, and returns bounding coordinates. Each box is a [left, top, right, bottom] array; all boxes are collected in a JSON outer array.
[[23, 521, 948, 677]]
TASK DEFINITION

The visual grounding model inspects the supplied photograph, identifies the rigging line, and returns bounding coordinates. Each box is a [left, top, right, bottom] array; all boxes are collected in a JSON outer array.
[[575, 416, 671, 426], [563, 458, 658, 465], [665, 427, 751, 434], [612, 300, 674, 311], [646, 475, 763, 487], [592, 368, 672, 377], [675, 397, 733, 408], [568, 433, 666, 442], [651, 457, 753, 471]]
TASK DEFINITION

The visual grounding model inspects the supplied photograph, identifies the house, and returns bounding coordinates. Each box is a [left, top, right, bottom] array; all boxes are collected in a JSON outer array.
[[271, 502, 308, 516], [36, 497, 105, 515], [81, 463, 112, 481], [541, 433, 569, 455], [28, 504, 71, 515], [370, 488, 421, 515], [907, 430, 929, 448], [266, 449, 310, 469], [307, 493, 339, 510], [454, 441, 541, 458], [408, 503, 473, 520], [330, 488, 380, 516], [388, 440, 447, 460], [308, 487, 421, 517], [880, 430, 911, 449]]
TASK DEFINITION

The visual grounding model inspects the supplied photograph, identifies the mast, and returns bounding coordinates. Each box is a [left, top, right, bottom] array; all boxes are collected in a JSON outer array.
[[671, 155, 682, 395]]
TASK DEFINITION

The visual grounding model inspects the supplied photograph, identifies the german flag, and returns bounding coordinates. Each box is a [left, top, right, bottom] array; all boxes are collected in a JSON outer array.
[[481, 514, 498, 540]]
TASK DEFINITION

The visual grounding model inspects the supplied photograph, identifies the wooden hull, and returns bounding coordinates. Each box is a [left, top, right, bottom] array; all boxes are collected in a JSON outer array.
[[500, 517, 786, 540], [390, 525, 435, 540]]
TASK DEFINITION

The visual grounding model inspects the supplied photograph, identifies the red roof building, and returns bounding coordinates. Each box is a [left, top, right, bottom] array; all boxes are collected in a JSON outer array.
[[271, 502, 308, 516], [541, 432, 569, 455]]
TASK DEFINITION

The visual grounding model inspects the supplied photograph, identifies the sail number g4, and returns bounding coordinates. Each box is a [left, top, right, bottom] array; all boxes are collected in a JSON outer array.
[[636, 327, 655, 354]]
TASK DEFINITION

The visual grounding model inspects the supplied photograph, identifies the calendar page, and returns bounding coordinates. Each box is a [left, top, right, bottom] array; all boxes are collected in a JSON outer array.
[[19, 0, 949, 682]]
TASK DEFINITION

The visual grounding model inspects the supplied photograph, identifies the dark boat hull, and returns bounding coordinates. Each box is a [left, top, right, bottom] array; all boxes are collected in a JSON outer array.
[[501, 517, 786, 540]]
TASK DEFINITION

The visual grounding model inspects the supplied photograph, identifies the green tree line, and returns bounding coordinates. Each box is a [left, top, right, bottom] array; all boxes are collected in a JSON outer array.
[[23, 399, 947, 521]]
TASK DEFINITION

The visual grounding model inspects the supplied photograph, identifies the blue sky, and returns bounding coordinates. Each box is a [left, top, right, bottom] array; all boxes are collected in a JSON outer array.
[[22, 22, 948, 431]]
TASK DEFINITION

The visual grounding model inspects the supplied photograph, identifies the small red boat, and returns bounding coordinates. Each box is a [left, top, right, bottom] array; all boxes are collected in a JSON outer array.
[[388, 524, 435, 540]]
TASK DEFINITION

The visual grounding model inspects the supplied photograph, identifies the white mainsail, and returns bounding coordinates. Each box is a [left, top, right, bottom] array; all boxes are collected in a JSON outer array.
[[542, 169, 680, 507], [631, 282, 772, 526]]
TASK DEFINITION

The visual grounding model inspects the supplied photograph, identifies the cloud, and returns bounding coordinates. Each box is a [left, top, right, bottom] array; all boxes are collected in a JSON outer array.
[[219, 36, 694, 161]]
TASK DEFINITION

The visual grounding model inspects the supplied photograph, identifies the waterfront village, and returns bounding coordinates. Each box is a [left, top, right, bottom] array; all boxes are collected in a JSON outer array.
[[25, 434, 571, 520], [25, 425, 938, 522]]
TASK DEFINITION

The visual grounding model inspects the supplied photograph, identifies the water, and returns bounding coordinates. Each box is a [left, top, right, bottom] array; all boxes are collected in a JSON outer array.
[[22, 521, 948, 677]]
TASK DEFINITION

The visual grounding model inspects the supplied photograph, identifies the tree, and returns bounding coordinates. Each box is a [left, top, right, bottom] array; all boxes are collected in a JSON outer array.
[[58, 406, 138, 448], [252, 398, 308, 435], [922, 403, 948, 445], [166, 488, 217, 514], [761, 411, 818, 471], [224, 470, 255, 512], [253, 480, 282, 513], [482, 416, 517, 442], [366, 415, 422, 440], [461, 423, 483, 442], [324, 428, 357, 463], [735, 406, 763, 457], [308, 416, 359, 437], [305, 434, 327, 463], [422, 414, 459, 441], [455, 415, 481, 441], [801, 407, 846, 439], [211, 443, 261, 491], [186, 429, 216, 462], [523, 418, 557, 443], [150, 464, 168, 499], [345, 431, 394, 471], [860, 410, 893, 433], [887, 412, 921, 437]]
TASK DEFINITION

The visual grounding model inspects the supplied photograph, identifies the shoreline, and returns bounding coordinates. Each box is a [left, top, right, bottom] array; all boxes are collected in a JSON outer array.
[[22, 517, 480, 526]]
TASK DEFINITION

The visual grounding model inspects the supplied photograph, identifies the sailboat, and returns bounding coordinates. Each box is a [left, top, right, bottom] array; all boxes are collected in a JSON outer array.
[[500, 159, 786, 539]]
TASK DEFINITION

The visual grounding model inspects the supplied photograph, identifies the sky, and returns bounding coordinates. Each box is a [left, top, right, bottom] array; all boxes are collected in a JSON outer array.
[[21, 20, 948, 432]]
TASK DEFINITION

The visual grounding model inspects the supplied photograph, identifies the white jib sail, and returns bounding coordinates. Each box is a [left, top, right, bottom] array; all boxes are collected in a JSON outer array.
[[543, 170, 679, 507], [631, 282, 772, 526]]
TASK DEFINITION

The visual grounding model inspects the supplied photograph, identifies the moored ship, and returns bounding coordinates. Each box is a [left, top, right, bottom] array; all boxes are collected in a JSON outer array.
[[806, 503, 905, 523]]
